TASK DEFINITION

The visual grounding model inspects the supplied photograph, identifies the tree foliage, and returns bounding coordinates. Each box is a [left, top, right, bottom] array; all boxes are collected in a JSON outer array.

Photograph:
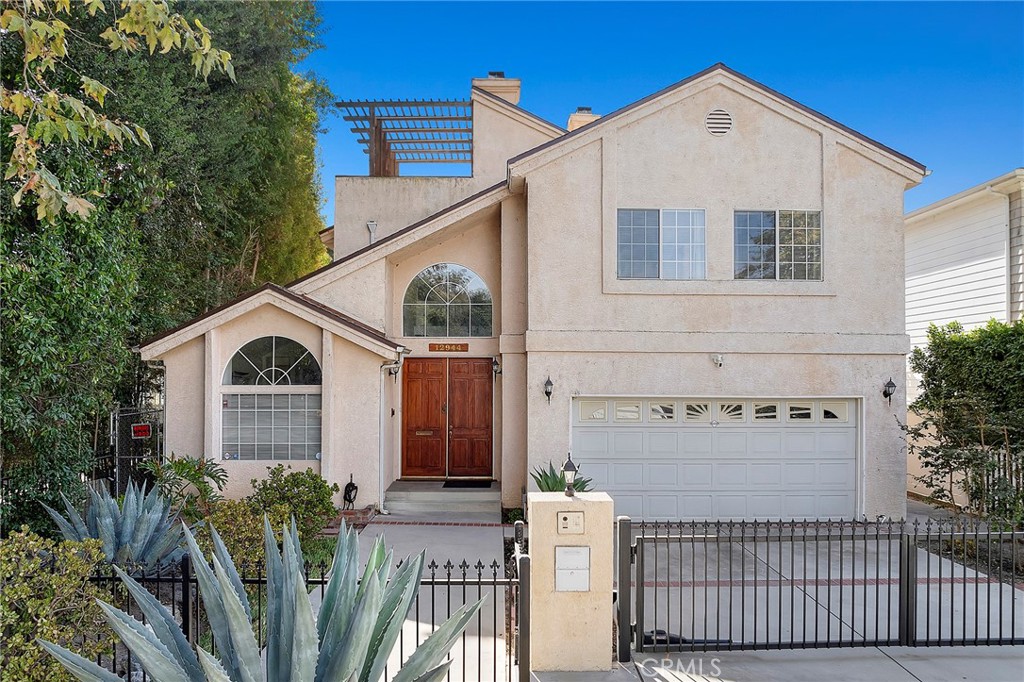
[[2, 0, 332, 535], [907, 320, 1024, 527]]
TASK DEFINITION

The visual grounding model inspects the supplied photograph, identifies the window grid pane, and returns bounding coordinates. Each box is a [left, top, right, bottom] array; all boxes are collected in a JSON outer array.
[[661, 209, 706, 280], [222, 393, 321, 461], [617, 209, 660, 279], [778, 210, 822, 280], [734, 211, 777, 279]]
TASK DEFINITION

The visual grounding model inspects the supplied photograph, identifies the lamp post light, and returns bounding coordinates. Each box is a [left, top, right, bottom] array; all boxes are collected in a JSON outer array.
[[561, 452, 578, 497]]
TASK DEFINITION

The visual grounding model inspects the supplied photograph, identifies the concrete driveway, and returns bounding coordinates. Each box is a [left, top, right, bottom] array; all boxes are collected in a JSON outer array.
[[627, 528, 1024, 647]]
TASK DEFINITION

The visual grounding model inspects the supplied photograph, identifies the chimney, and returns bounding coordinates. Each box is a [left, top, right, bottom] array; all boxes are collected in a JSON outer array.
[[472, 71, 521, 105], [567, 106, 600, 131]]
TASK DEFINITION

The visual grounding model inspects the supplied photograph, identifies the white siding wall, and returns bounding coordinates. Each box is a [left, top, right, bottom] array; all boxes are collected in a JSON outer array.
[[905, 195, 1008, 349]]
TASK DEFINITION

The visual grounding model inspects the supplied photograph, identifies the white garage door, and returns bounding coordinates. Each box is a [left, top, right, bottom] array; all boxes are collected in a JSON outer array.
[[571, 398, 858, 520]]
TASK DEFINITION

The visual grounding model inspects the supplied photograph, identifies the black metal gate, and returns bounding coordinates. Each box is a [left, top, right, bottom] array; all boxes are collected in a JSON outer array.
[[617, 517, 1023, 656], [93, 407, 163, 496]]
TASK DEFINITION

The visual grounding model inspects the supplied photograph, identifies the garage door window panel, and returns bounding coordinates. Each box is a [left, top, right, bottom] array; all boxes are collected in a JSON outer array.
[[787, 402, 814, 421], [753, 402, 780, 421], [649, 401, 677, 422], [684, 403, 711, 422], [614, 401, 642, 422]]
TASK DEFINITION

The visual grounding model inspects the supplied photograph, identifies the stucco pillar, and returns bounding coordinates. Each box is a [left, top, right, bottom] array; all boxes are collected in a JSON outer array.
[[203, 329, 219, 459], [320, 330, 339, 501], [528, 491, 614, 672]]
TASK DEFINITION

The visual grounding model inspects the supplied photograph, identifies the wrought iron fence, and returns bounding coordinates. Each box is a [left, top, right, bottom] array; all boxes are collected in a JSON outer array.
[[83, 555, 520, 681], [618, 517, 1024, 655]]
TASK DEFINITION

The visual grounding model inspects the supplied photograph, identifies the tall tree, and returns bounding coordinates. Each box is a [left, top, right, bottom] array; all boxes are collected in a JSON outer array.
[[2, 0, 331, 534]]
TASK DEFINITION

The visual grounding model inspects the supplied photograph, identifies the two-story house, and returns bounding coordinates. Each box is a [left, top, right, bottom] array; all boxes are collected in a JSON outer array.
[[140, 64, 926, 520]]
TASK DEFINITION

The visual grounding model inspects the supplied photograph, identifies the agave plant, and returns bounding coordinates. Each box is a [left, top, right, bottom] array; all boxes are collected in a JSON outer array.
[[43, 481, 184, 573], [40, 518, 484, 681], [530, 460, 593, 493]]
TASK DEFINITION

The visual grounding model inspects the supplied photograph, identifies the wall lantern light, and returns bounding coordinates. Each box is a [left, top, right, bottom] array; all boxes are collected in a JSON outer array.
[[492, 358, 502, 376], [543, 376, 554, 403], [561, 452, 578, 497], [882, 378, 897, 405]]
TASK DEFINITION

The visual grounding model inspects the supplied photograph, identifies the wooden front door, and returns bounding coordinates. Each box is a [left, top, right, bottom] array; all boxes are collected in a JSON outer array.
[[402, 357, 493, 478]]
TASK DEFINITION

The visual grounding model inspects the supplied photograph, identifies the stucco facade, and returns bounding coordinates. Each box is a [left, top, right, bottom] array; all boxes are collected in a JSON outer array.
[[141, 65, 925, 519]]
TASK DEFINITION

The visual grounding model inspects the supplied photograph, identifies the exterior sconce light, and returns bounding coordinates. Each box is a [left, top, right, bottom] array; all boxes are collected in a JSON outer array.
[[543, 376, 554, 403], [561, 452, 578, 497], [492, 357, 502, 376], [882, 378, 897, 405]]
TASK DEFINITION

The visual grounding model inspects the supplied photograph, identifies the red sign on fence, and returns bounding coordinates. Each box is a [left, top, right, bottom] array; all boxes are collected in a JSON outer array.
[[131, 423, 151, 439]]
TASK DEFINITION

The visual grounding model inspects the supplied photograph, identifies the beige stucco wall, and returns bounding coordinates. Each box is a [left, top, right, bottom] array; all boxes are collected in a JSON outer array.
[[331, 87, 560, 261], [157, 303, 387, 507], [162, 337, 205, 461], [516, 80, 915, 519]]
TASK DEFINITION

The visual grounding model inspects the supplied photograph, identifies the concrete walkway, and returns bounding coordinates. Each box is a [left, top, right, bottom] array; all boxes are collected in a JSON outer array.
[[357, 511, 513, 682]]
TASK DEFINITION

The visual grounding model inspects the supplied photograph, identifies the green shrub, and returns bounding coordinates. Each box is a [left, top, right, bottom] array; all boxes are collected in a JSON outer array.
[[0, 528, 110, 682], [908, 320, 1024, 527], [193, 499, 290, 570], [248, 464, 338, 541], [139, 454, 227, 522], [530, 461, 593, 493]]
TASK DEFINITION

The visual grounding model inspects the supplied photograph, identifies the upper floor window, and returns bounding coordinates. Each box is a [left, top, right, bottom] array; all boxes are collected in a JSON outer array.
[[617, 209, 706, 280], [403, 263, 493, 337], [223, 336, 322, 386], [734, 210, 822, 280]]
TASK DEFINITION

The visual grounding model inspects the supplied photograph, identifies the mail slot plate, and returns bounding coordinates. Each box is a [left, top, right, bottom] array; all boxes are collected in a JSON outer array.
[[415, 430, 433, 436]]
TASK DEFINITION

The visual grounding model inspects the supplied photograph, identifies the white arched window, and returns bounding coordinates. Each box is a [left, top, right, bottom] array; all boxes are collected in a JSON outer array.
[[221, 336, 322, 461], [402, 263, 493, 337]]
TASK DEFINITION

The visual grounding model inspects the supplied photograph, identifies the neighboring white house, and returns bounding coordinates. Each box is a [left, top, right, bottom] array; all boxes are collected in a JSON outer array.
[[140, 64, 926, 521], [904, 168, 1024, 499]]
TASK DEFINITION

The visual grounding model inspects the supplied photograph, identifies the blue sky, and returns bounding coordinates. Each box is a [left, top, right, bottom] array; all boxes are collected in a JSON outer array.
[[298, 1, 1024, 224]]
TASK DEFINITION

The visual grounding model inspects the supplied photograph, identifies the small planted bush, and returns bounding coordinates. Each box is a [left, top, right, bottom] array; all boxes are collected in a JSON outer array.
[[140, 454, 227, 522], [193, 499, 290, 570], [248, 464, 339, 541], [0, 528, 110, 681], [43, 481, 184, 573], [530, 460, 593, 493], [41, 519, 484, 681]]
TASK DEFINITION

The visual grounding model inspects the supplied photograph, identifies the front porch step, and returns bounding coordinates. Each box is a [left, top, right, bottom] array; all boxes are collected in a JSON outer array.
[[384, 481, 501, 514]]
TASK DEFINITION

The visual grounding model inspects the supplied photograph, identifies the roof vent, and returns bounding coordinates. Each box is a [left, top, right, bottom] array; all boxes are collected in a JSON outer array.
[[705, 109, 733, 136]]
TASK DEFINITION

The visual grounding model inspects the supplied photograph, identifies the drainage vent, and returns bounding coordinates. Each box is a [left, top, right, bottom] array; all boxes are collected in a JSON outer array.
[[705, 109, 733, 136]]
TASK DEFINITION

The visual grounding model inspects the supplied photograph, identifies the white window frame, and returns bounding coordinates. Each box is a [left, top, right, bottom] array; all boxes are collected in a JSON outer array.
[[617, 208, 707, 281], [733, 209, 823, 281]]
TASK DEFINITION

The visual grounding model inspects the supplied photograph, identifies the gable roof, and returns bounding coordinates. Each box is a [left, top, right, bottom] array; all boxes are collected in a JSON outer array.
[[139, 283, 401, 359], [508, 62, 926, 176], [288, 180, 509, 292], [906, 168, 1023, 223], [470, 85, 567, 136]]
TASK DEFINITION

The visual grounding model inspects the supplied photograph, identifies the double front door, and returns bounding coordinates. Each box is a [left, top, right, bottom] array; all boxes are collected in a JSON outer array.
[[402, 357, 493, 477]]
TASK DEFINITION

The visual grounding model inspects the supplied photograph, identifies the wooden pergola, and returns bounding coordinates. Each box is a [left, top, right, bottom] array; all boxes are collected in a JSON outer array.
[[337, 99, 473, 176]]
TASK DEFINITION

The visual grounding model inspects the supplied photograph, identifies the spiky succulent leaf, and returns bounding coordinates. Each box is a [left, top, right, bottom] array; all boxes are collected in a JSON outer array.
[[196, 648, 232, 682], [264, 516, 285, 680], [361, 551, 425, 682], [41, 501, 84, 541], [211, 525, 249, 619], [36, 639, 123, 682], [314, 570, 384, 682], [315, 523, 360, 671], [410, 662, 454, 682], [283, 525, 318, 682], [110, 565, 203, 680], [183, 526, 245, 680], [391, 599, 486, 682], [212, 553, 262, 682], [96, 600, 191, 682]]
